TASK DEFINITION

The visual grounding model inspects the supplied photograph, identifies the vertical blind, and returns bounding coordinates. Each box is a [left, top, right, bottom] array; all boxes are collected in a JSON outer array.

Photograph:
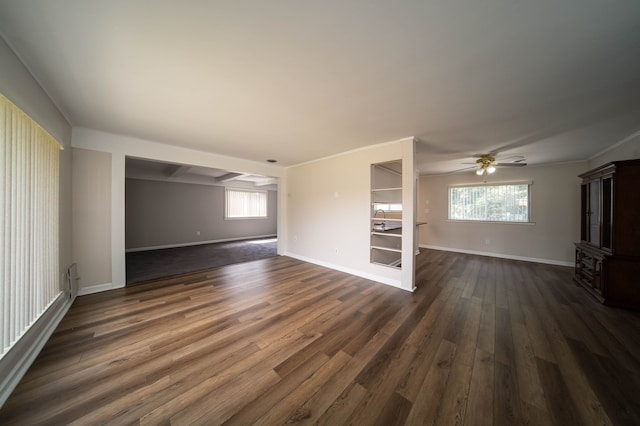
[[1, 93, 61, 359], [449, 183, 529, 222], [225, 188, 267, 218]]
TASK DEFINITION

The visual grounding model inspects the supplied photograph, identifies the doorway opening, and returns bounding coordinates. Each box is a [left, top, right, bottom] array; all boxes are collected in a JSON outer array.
[[125, 157, 278, 285]]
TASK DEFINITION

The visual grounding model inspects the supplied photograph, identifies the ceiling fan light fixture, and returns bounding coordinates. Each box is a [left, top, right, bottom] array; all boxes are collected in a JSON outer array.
[[461, 153, 527, 175]]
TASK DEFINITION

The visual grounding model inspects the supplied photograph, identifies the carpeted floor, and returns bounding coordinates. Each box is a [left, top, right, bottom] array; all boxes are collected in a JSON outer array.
[[126, 238, 278, 284]]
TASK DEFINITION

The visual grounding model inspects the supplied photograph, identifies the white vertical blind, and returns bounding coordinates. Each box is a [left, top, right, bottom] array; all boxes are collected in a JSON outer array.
[[1, 93, 61, 359], [449, 183, 529, 222], [225, 188, 267, 218]]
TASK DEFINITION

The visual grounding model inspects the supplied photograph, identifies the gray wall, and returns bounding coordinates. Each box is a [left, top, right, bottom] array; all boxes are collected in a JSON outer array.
[[125, 178, 277, 250]]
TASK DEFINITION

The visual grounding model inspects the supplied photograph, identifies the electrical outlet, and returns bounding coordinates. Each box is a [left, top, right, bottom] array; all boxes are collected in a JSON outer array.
[[196, 231, 201, 236], [334, 248, 339, 254], [485, 239, 490, 245]]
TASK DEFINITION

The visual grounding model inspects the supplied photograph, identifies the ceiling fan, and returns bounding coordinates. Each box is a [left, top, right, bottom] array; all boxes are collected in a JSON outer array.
[[463, 153, 527, 175]]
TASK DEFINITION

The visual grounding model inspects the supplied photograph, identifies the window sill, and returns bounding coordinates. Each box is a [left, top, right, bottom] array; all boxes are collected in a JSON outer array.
[[446, 220, 536, 225], [224, 216, 268, 220]]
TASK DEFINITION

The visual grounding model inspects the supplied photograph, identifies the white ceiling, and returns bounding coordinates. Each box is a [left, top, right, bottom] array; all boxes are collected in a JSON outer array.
[[1, 1, 639, 174]]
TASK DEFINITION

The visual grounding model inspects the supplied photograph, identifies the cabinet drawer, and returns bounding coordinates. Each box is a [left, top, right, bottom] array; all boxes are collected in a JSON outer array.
[[575, 245, 606, 297]]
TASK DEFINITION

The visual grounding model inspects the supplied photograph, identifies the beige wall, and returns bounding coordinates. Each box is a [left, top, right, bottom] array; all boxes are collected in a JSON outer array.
[[72, 148, 112, 293], [589, 132, 640, 168], [284, 139, 416, 290], [418, 162, 587, 265]]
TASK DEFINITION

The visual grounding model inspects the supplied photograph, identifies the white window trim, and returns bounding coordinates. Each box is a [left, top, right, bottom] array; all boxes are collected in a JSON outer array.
[[449, 179, 533, 188], [448, 181, 533, 223], [445, 219, 536, 225]]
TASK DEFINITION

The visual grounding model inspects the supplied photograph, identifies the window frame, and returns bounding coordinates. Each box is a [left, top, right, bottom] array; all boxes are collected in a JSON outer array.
[[224, 187, 268, 220], [447, 181, 533, 224]]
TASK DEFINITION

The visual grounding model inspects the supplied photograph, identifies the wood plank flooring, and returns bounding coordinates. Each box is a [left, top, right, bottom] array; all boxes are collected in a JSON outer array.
[[1, 249, 640, 425]]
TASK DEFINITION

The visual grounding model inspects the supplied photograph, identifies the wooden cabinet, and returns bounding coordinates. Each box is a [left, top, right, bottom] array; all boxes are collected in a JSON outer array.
[[574, 159, 640, 309], [371, 161, 403, 268]]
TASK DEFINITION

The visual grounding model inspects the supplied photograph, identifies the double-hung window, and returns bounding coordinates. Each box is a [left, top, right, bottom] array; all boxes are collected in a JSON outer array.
[[448, 182, 531, 223], [225, 188, 268, 219]]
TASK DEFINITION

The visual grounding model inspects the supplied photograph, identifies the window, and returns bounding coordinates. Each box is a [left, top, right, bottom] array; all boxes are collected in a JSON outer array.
[[1, 93, 62, 359], [449, 182, 530, 222], [372, 202, 402, 212], [225, 188, 267, 219]]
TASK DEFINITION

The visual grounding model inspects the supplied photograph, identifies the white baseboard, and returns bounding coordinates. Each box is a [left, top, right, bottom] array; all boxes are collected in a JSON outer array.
[[284, 252, 408, 291], [0, 292, 73, 408], [125, 234, 278, 253], [419, 244, 574, 267], [77, 282, 124, 296]]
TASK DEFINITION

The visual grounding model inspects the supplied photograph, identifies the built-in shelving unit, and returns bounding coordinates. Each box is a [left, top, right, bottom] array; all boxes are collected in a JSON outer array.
[[370, 160, 403, 268]]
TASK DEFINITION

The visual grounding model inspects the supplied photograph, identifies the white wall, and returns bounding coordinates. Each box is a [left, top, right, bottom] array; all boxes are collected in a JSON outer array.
[[72, 148, 112, 294], [418, 162, 587, 266], [284, 138, 416, 291], [71, 127, 284, 293]]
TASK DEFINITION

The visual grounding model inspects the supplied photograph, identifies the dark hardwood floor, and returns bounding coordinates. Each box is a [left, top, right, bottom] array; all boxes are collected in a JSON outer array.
[[1, 249, 639, 425]]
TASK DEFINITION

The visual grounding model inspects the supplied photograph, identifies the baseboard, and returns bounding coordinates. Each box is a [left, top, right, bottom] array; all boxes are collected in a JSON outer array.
[[284, 252, 407, 291], [125, 234, 278, 253], [77, 282, 123, 296], [0, 292, 73, 408], [419, 244, 575, 267]]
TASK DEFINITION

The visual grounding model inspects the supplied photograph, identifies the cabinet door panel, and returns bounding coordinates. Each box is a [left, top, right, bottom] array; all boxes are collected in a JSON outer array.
[[588, 181, 600, 246], [601, 176, 613, 250], [580, 184, 587, 241]]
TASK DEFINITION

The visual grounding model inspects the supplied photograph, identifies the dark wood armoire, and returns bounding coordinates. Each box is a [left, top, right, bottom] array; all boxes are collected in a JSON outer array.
[[574, 159, 640, 309]]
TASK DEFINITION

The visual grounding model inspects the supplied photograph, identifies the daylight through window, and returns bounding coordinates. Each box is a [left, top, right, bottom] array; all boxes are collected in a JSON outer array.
[[448, 183, 530, 222], [372, 203, 403, 212], [225, 188, 268, 218]]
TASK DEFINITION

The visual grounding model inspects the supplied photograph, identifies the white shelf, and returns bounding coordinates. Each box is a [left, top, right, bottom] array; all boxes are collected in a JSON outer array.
[[371, 187, 402, 192], [371, 247, 402, 267], [371, 245, 402, 253], [371, 260, 401, 268], [371, 231, 401, 237], [371, 161, 403, 269]]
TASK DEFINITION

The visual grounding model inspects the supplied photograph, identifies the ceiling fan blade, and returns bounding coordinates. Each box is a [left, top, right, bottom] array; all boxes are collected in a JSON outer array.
[[496, 155, 525, 162], [448, 165, 477, 173], [471, 152, 498, 158], [495, 162, 527, 167]]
